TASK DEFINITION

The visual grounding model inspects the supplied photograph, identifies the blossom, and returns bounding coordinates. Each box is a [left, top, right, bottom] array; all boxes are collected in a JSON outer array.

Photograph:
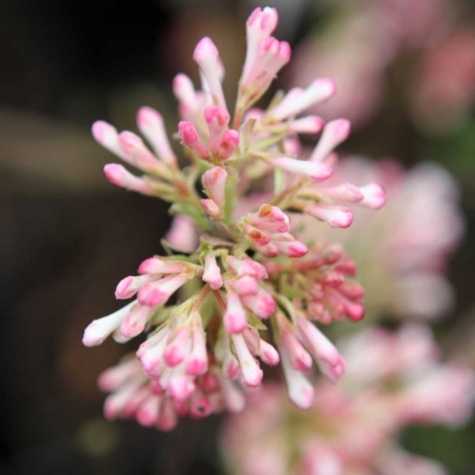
[[222, 325, 475, 475], [83, 5, 384, 429]]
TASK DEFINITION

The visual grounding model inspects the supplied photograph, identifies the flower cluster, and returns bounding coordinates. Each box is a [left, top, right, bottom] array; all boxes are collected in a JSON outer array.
[[222, 325, 475, 475], [82, 6, 385, 430]]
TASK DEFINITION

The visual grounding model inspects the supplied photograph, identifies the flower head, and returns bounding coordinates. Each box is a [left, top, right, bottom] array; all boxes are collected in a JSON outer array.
[[83, 5, 385, 429]]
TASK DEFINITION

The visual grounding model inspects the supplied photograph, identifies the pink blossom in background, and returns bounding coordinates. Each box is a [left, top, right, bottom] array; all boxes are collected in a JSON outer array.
[[410, 30, 475, 131], [378, 0, 449, 48], [290, 0, 475, 130], [222, 325, 475, 475], [290, 10, 391, 127], [296, 157, 464, 320]]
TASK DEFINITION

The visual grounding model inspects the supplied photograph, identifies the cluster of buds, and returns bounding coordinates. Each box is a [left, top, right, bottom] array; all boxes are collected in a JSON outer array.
[[82, 6, 385, 430], [241, 204, 308, 257], [222, 325, 475, 475], [267, 243, 364, 324]]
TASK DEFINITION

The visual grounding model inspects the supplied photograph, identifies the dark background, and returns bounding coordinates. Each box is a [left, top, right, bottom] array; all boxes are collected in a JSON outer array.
[[1, 1, 475, 474]]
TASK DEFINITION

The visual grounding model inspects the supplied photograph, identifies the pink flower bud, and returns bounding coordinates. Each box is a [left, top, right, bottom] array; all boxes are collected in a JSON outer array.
[[202, 254, 223, 289], [359, 183, 386, 209], [136, 395, 160, 426], [217, 129, 240, 159], [201, 198, 221, 217], [115, 275, 151, 299], [193, 37, 227, 112], [270, 79, 335, 120], [242, 288, 276, 319], [248, 204, 290, 233], [138, 274, 190, 307], [178, 121, 209, 158], [339, 281, 365, 300], [311, 119, 351, 162], [324, 183, 364, 204], [272, 156, 333, 180], [204, 105, 230, 129], [165, 215, 198, 253], [164, 328, 192, 367], [281, 330, 313, 371], [119, 304, 152, 339], [242, 327, 279, 366], [137, 256, 189, 275], [254, 241, 279, 257], [168, 373, 195, 401], [82, 301, 135, 346], [297, 317, 346, 383], [138, 330, 168, 372], [227, 256, 268, 280], [204, 107, 238, 160], [202, 166, 228, 207], [247, 7, 278, 35], [118, 131, 163, 173], [272, 234, 308, 257], [103, 164, 154, 196], [223, 351, 241, 380], [334, 259, 357, 276], [91, 120, 125, 159], [281, 351, 315, 409], [231, 275, 259, 296], [288, 115, 324, 134], [304, 204, 353, 228], [136, 106, 177, 166], [232, 334, 263, 387], [242, 7, 279, 82], [224, 290, 247, 333], [343, 300, 365, 321], [245, 225, 272, 246], [246, 258, 269, 280], [177, 119, 197, 144], [241, 36, 291, 98], [186, 320, 208, 375], [259, 339, 280, 366], [321, 271, 345, 287], [173, 73, 199, 115]]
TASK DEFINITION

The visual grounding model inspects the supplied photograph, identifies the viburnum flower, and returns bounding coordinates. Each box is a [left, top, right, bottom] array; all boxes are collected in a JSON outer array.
[[82, 6, 385, 430], [222, 325, 475, 475]]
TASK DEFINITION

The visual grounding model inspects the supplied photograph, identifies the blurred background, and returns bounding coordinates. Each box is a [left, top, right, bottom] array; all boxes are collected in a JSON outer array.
[[1, 0, 475, 474]]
